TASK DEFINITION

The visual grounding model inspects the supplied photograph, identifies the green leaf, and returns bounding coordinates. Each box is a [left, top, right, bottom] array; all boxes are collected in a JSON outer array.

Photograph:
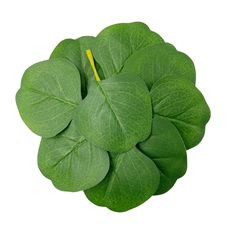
[[50, 36, 95, 97], [75, 72, 152, 152], [85, 147, 160, 212], [122, 43, 196, 89], [138, 115, 187, 194], [16, 59, 81, 137], [38, 120, 110, 192], [93, 22, 164, 78], [151, 76, 211, 149]]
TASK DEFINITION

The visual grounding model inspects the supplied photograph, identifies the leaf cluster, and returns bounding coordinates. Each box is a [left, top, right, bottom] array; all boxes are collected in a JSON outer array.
[[16, 22, 210, 212]]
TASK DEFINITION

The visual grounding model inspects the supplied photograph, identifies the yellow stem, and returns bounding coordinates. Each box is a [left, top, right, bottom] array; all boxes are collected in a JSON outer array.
[[86, 49, 101, 81]]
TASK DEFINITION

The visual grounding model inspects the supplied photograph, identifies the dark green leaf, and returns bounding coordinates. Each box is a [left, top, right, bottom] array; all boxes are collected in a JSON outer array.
[[16, 59, 81, 137], [75, 73, 152, 152], [122, 43, 196, 89], [38, 120, 110, 192], [85, 147, 160, 212], [138, 115, 187, 194], [151, 76, 211, 149]]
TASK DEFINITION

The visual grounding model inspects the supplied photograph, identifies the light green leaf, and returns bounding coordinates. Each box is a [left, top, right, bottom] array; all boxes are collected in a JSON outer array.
[[151, 76, 211, 149], [50, 36, 95, 97], [138, 115, 187, 194], [93, 22, 164, 78], [38, 120, 110, 192], [85, 147, 160, 212], [75, 73, 152, 152], [16, 59, 81, 137], [122, 43, 196, 89]]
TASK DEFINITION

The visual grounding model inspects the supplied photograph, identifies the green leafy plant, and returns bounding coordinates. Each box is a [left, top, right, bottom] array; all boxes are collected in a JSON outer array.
[[16, 22, 210, 212]]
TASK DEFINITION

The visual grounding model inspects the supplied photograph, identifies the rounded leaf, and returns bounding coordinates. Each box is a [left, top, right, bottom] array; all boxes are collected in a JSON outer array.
[[93, 22, 164, 78], [75, 73, 152, 152], [85, 147, 160, 212], [38, 121, 110, 192], [50, 37, 95, 97], [122, 43, 196, 89], [138, 115, 187, 194], [150, 76, 211, 149], [16, 59, 82, 137]]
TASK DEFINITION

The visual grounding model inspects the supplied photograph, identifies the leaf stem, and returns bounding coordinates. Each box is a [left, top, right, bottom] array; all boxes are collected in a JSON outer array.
[[86, 49, 101, 81]]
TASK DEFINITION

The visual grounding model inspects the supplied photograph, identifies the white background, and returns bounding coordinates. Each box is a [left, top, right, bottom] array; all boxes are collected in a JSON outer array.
[[0, 0, 235, 235]]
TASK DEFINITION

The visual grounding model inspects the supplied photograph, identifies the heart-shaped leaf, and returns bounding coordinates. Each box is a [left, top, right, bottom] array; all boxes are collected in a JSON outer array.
[[85, 147, 160, 212], [38, 120, 110, 192], [138, 115, 187, 194], [16, 59, 81, 137], [122, 43, 196, 89], [75, 72, 152, 152], [151, 76, 211, 149], [93, 22, 164, 78]]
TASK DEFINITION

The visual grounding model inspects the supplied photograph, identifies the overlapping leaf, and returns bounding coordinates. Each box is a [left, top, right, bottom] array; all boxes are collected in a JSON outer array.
[[138, 115, 187, 194], [85, 147, 160, 212], [16, 59, 81, 137], [50, 36, 95, 97], [150, 76, 211, 149], [38, 120, 110, 191], [122, 43, 196, 89], [75, 73, 152, 152], [92, 22, 164, 78]]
